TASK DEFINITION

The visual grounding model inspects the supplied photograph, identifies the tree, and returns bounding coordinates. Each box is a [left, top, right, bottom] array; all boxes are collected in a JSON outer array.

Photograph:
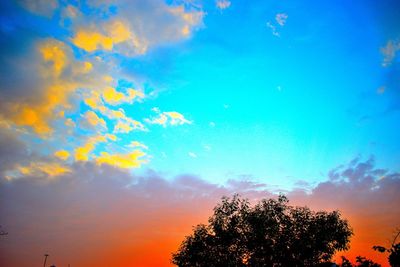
[[172, 194, 353, 267], [373, 230, 400, 267], [354, 256, 381, 267]]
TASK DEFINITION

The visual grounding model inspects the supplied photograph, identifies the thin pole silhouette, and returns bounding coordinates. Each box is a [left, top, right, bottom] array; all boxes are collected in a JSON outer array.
[[392, 229, 400, 247], [43, 254, 49, 267]]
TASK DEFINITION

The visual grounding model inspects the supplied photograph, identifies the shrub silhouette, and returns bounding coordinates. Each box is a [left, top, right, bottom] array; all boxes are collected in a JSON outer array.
[[172, 194, 353, 267]]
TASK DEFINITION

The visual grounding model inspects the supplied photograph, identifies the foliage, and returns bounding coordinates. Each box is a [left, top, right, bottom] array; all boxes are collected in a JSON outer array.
[[373, 229, 400, 267], [355, 256, 381, 267], [373, 243, 400, 267], [172, 194, 353, 267]]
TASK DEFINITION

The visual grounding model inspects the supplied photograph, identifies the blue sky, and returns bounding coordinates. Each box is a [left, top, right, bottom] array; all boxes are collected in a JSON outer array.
[[127, 0, 400, 187], [0, 0, 399, 189]]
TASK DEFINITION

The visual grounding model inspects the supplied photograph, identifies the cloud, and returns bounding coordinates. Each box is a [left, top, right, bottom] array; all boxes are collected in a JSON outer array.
[[1, 0, 199, 172], [82, 110, 107, 130], [13, 161, 71, 178], [74, 134, 117, 162], [69, 1, 204, 56], [379, 39, 400, 114], [96, 150, 146, 169], [267, 13, 288, 37], [381, 39, 400, 67], [102, 87, 144, 106], [146, 108, 192, 127], [288, 156, 400, 264], [188, 152, 197, 158], [128, 141, 148, 150], [0, 128, 30, 178], [0, 38, 84, 136], [18, 0, 59, 17], [54, 150, 70, 161], [216, 0, 231, 10], [377, 86, 385, 94], [275, 13, 288, 26], [83, 90, 147, 133], [0, 157, 398, 266], [71, 20, 147, 55]]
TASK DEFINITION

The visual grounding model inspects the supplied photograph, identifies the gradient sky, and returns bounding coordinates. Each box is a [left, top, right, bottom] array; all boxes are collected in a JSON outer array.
[[0, 0, 399, 266]]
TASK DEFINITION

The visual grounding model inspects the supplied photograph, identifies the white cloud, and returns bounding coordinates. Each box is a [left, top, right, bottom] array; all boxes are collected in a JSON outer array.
[[381, 39, 400, 67], [275, 13, 288, 26], [216, 0, 231, 10], [267, 22, 279, 37], [267, 13, 288, 37]]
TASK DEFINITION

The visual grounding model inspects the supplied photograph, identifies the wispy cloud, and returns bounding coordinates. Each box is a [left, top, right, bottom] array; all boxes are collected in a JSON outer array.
[[267, 13, 288, 37], [275, 13, 288, 26], [188, 152, 197, 158], [381, 39, 400, 67], [146, 108, 192, 127], [216, 0, 231, 10]]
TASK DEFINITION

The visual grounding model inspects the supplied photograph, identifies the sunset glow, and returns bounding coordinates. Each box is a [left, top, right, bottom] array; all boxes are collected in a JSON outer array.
[[0, 0, 399, 266]]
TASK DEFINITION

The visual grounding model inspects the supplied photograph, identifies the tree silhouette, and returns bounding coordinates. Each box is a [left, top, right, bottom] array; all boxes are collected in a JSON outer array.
[[373, 229, 400, 267], [354, 256, 381, 267], [172, 194, 353, 267]]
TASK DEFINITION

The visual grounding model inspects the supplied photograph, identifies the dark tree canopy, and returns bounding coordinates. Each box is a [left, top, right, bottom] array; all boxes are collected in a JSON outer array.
[[172, 195, 353, 267], [373, 237, 400, 267]]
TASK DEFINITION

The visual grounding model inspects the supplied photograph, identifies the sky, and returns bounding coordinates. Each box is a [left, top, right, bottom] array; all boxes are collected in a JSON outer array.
[[0, 0, 399, 266]]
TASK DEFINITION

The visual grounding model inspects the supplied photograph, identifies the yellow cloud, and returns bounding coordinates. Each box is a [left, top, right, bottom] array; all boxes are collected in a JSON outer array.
[[102, 87, 125, 105], [105, 133, 117, 141], [72, 20, 148, 55], [165, 111, 191, 125], [102, 87, 144, 105], [103, 75, 113, 83], [82, 61, 93, 73], [39, 40, 68, 77], [6, 39, 97, 136], [96, 150, 146, 169], [83, 90, 146, 133], [106, 20, 132, 43], [74, 135, 115, 162], [169, 5, 204, 37], [54, 150, 70, 160], [17, 162, 71, 177], [84, 90, 104, 111], [84, 110, 107, 129], [72, 30, 113, 52], [114, 119, 145, 133]]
